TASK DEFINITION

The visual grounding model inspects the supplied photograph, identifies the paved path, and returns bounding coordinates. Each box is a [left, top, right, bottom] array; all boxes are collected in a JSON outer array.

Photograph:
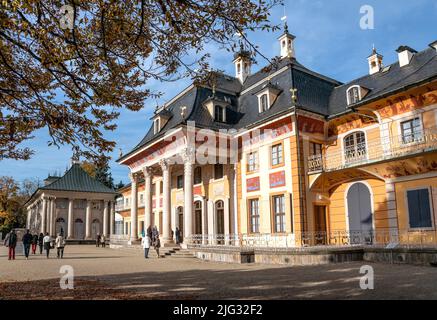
[[1, 245, 437, 299]]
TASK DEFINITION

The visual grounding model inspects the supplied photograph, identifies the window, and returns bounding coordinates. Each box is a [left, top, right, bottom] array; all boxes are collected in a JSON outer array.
[[347, 86, 361, 105], [259, 94, 269, 112], [271, 143, 283, 166], [249, 199, 260, 233], [152, 183, 156, 196], [74, 200, 86, 209], [194, 167, 202, 185], [407, 188, 433, 229], [214, 105, 225, 122], [247, 152, 259, 172], [56, 199, 67, 209], [401, 118, 422, 144], [214, 164, 224, 180], [310, 142, 322, 156], [272, 195, 286, 233], [125, 197, 129, 207], [177, 175, 184, 189], [139, 194, 144, 204], [344, 131, 366, 163], [159, 181, 163, 194], [153, 118, 160, 134]]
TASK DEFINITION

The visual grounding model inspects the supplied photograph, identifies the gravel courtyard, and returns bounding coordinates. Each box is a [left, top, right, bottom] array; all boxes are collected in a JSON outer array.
[[1, 245, 437, 300]]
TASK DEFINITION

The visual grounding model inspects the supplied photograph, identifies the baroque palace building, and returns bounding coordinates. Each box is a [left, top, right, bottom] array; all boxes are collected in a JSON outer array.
[[115, 25, 437, 248], [25, 161, 117, 240]]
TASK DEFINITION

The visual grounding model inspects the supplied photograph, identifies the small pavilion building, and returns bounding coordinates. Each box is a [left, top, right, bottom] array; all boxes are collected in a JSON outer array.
[[25, 162, 117, 240]]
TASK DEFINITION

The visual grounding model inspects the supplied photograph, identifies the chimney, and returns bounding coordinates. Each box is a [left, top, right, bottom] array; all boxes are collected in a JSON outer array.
[[429, 40, 437, 52], [278, 22, 296, 59], [233, 43, 252, 83], [396, 46, 417, 67], [367, 46, 383, 75]]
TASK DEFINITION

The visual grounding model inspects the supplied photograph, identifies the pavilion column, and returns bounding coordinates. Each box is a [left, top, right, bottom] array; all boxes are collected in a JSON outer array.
[[41, 197, 48, 234], [103, 200, 109, 237], [182, 149, 194, 244], [26, 206, 31, 230], [129, 173, 139, 242], [201, 198, 207, 245], [49, 198, 55, 236], [143, 167, 153, 232], [109, 201, 115, 235], [67, 199, 74, 239], [85, 200, 92, 239], [224, 197, 230, 245], [160, 159, 172, 244]]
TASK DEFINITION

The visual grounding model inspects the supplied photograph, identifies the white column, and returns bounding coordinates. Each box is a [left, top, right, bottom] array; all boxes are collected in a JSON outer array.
[[41, 197, 48, 234], [201, 198, 207, 245], [160, 159, 172, 243], [232, 163, 239, 245], [183, 153, 194, 244], [109, 201, 115, 235], [26, 207, 31, 230], [67, 199, 74, 239], [129, 173, 138, 241], [143, 167, 153, 231], [85, 200, 92, 239], [49, 198, 55, 236], [207, 199, 215, 245], [224, 197, 230, 245], [103, 200, 109, 237]]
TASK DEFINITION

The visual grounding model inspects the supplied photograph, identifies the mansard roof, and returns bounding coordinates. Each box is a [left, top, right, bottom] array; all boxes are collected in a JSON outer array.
[[118, 43, 437, 162]]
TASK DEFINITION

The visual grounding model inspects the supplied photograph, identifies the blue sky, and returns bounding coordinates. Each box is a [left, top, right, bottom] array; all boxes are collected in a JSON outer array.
[[1, 0, 436, 185]]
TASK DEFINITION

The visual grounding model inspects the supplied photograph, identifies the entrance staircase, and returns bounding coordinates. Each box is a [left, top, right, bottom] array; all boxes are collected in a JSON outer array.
[[111, 244, 196, 259]]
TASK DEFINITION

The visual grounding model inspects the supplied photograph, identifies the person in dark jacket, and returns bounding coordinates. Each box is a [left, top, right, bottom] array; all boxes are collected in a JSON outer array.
[[31, 233, 38, 254], [154, 235, 161, 258], [175, 227, 181, 244], [4, 230, 18, 260], [38, 233, 44, 254], [22, 229, 33, 259], [96, 233, 101, 247]]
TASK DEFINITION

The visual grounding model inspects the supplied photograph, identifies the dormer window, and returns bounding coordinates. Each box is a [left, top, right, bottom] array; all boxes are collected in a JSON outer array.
[[153, 118, 161, 134], [347, 86, 361, 105], [214, 105, 225, 122], [260, 94, 269, 113]]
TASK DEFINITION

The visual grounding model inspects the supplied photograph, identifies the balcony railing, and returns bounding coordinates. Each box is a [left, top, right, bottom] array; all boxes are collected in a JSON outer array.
[[308, 126, 437, 173], [187, 230, 437, 250]]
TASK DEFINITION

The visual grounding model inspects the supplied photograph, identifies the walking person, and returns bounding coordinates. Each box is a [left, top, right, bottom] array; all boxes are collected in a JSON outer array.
[[175, 227, 181, 245], [152, 226, 159, 244], [22, 229, 32, 260], [31, 233, 38, 254], [38, 233, 44, 254], [4, 230, 17, 260], [100, 234, 106, 248], [154, 235, 161, 258], [55, 233, 65, 259], [96, 233, 101, 247], [43, 232, 51, 258], [147, 225, 152, 240], [141, 234, 151, 259]]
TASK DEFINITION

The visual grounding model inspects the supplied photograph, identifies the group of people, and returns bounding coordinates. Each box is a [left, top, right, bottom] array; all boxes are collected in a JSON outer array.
[[3, 229, 66, 260], [141, 225, 161, 259], [95, 233, 106, 248]]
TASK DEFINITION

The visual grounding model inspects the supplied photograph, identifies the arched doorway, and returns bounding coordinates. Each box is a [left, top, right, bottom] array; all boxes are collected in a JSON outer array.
[[194, 201, 202, 235], [177, 206, 184, 241], [92, 219, 100, 239], [74, 218, 84, 239], [347, 182, 373, 244], [215, 200, 225, 245], [55, 217, 66, 236]]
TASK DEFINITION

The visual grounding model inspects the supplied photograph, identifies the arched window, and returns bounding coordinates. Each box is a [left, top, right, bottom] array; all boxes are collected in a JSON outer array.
[[194, 201, 202, 235], [215, 200, 225, 236], [344, 131, 367, 164], [347, 86, 361, 105], [259, 93, 269, 112]]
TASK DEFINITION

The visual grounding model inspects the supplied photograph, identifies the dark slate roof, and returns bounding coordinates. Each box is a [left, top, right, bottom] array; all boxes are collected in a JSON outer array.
[[328, 47, 437, 117], [119, 43, 437, 161], [40, 163, 116, 194]]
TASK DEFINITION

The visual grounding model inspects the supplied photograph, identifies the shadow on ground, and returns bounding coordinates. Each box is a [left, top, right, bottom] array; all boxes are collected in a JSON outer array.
[[2, 261, 436, 300]]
